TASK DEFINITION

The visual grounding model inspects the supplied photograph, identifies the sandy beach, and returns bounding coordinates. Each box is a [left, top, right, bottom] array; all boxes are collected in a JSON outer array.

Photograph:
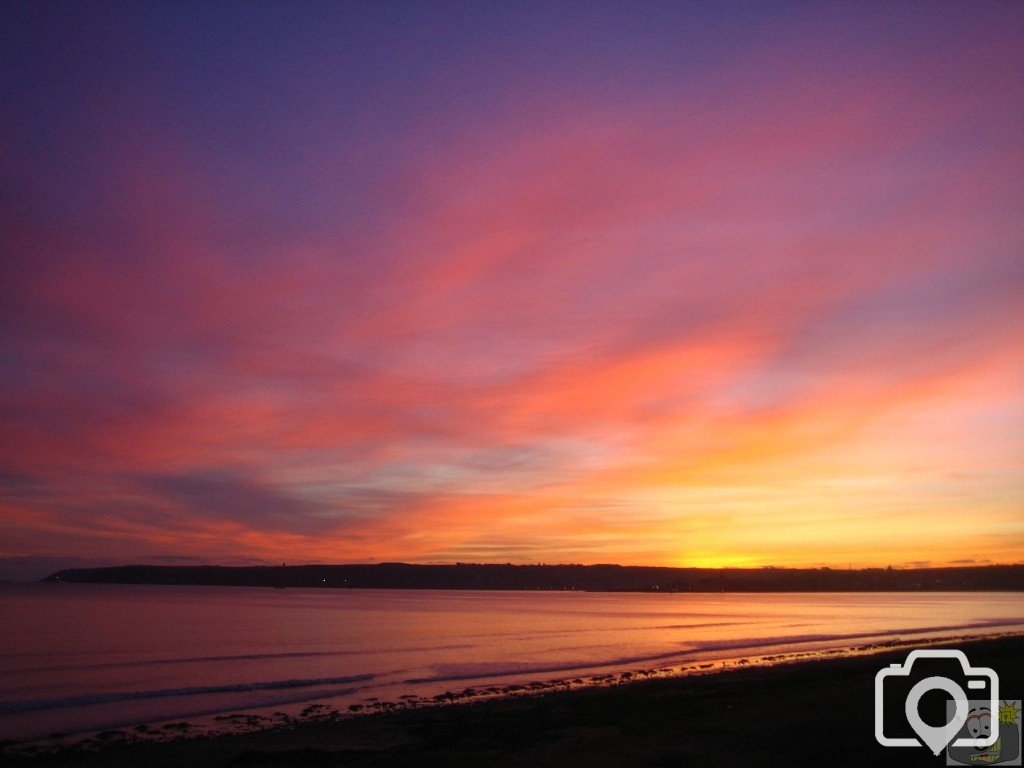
[[5, 633, 1021, 768]]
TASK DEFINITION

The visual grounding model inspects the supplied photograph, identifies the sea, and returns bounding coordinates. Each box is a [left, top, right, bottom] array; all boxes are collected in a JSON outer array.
[[1, 583, 1022, 741]]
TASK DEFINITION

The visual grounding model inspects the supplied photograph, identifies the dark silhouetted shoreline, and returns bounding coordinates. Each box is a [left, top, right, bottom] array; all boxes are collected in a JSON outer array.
[[5, 634, 1022, 767], [42, 562, 1024, 592]]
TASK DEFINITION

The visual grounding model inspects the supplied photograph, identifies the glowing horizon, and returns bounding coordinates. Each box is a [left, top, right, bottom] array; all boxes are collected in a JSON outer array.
[[1, 3, 1022, 579]]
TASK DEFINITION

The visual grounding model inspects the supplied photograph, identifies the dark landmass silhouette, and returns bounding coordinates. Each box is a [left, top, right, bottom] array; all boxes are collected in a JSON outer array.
[[41, 562, 1024, 591]]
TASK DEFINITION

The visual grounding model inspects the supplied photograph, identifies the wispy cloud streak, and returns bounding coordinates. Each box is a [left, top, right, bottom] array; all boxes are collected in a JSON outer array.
[[1, 3, 1021, 573]]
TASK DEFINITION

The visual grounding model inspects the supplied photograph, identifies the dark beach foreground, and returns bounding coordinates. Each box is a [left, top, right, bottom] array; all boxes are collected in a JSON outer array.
[[5, 634, 1022, 768]]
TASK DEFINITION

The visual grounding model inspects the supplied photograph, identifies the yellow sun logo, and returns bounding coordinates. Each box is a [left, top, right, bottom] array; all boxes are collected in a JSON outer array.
[[998, 700, 1021, 726]]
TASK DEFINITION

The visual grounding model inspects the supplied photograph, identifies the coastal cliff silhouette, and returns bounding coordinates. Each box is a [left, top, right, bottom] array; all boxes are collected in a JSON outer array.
[[42, 563, 1024, 591]]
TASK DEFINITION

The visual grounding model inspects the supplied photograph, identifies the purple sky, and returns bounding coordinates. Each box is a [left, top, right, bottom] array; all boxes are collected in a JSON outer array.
[[1, 2, 1022, 579]]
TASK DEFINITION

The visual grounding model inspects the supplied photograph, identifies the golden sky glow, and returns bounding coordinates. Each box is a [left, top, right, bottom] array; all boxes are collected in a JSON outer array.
[[1, 3, 1022, 577]]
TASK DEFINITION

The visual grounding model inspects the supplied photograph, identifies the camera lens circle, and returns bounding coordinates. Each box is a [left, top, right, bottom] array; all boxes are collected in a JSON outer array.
[[904, 676, 968, 755]]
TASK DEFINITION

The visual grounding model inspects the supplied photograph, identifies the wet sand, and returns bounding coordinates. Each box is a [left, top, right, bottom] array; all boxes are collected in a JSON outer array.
[[5, 633, 1022, 767]]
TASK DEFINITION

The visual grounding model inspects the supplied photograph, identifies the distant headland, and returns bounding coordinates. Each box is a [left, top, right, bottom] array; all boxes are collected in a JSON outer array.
[[41, 563, 1024, 592]]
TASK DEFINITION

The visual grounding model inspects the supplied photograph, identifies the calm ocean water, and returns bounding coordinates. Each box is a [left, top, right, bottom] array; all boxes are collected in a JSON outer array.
[[1, 583, 1022, 740]]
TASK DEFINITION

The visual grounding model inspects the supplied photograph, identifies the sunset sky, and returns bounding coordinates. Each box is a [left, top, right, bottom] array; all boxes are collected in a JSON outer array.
[[2, 2, 1022, 579]]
